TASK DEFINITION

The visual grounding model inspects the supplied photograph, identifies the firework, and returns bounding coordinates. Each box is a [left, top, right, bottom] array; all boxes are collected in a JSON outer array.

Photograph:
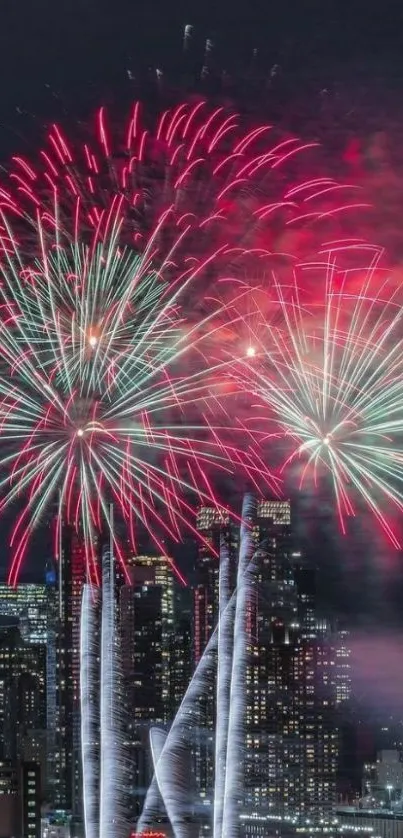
[[0, 212, 251, 586], [234, 243, 403, 546], [0, 102, 365, 582]]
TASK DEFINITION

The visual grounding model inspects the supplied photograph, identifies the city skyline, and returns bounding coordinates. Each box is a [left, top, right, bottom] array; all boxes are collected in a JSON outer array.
[[1, 492, 403, 838], [0, 495, 349, 832], [1, 501, 401, 634]]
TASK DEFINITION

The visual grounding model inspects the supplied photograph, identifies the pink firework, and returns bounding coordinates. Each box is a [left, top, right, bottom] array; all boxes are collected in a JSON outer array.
[[0, 101, 366, 584]]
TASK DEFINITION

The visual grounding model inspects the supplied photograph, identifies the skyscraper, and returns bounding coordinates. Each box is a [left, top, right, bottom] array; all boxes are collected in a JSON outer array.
[[52, 525, 86, 818], [121, 554, 175, 724], [172, 607, 193, 712], [0, 584, 48, 644], [194, 507, 225, 666], [0, 622, 46, 836], [120, 554, 176, 819], [244, 499, 338, 825], [245, 499, 297, 816], [0, 624, 46, 765], [0, 760, 18, 837], [335, 630, 352, 705], [21, 761, 41, 838], [294, 632, 338, 822], [193, 507, 234, 807]]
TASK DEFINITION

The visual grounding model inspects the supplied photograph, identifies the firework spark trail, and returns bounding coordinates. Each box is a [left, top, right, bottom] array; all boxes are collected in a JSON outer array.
[[0, 102, 367, 581], [0, 227, 266, 585], [99, 539, 129, 838], [213, 532, 233, 838], [2, 101, 352, 582], [233, 244, 403, 544], [222, 494, 255, 838], [80, 584, 100, 838]]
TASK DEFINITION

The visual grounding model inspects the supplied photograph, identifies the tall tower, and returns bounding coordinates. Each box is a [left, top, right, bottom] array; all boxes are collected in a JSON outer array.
[[0, 622, 46, 836], [194, 507, 224, 666], [334, 630, 352, 705], [244, 500, 338, 826], [294, 630, 338, 823], [245, 499, 298, 816], [0, 624, 46, 763], [52, 525, 86, 816], [172, 607, 193, 712], [193, 507, 233, 808], [120, 554, 175, 820]]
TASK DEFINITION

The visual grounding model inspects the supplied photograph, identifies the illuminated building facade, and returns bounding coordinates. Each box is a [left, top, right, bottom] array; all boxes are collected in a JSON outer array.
[[0, 624, 46, 837], [21, 761, 41, 838], [245, 499, 297, 816], [0, 625, 46, 765], [0, 584, 48, 644], [294, 636, 338, 821], [335, 630, 352, 705], [122, 495, 340, 838], [194, 507, 226, 665], [362, 750, 403, 808], [193, 507, 234, 807], [120, 555, 176, 819], [172, 609, 192, 711], [244, 500, 338, 824], [121, 554, 175, 723], [0, 760, 18, 837], [52, 525, 86, 818]]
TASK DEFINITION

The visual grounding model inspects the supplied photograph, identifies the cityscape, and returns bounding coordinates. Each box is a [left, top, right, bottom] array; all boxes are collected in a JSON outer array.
[[0, 495, 402, 838]]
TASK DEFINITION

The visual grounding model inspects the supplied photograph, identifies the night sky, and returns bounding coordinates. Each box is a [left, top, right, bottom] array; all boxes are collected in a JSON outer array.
[[1, 0, 403, 673], [0, 0, 403, 118]]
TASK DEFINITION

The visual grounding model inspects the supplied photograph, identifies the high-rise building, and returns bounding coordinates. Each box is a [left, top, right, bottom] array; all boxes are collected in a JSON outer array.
[[244, 499, 338, 825], [121, 554, 175, 724], [293, 559, 317, 639], [194, 507, 227, 666], [21, 761, 41, 838], [172, 608, 193, 712], [0, 760, 18, 838], [245, 499, 297, 816], [362, 750, 403, 807], [120, 554, 176, 819], [0, 624, 46, 764], [188, 498, 339, 828], [335, 630, 352, 705], [0, 584, 48, 644], [193, 506, 235, 806], [0, 623, 46, 836], [52, 525, 85, 818], [293, 634, 338, 822]]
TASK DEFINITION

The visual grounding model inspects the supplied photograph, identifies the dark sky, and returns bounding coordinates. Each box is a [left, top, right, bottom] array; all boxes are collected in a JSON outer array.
[[1, 0, 403, 113]]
